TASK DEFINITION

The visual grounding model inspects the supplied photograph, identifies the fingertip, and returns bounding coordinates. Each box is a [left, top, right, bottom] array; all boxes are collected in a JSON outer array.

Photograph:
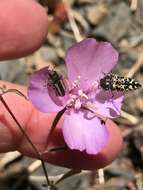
[[0, 81, 123, 170], [0, 0, 48, 60], [97, 119, 123, 167], [43, 119, 123, 170]]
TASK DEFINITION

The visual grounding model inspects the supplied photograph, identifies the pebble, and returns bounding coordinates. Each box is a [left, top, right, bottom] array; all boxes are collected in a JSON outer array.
[[135, 98, 143, 112], [86, 4, 107, 26], [92, 2, 131, 44], [0, 60, 27, 84], [40, 46, 59, 63]]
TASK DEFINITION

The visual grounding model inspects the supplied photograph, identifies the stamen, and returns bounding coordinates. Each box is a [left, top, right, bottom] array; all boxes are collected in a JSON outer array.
[[91, 81, 98, 90], [78, 89, 88, 99], [70, 94, 77, 99], [72, 75, 81, 88], [66, 98, 74, 107], [74, 99, 82, 109], [66, 76, 96, 111], [78, 89, 84, 96], [86, 102, 97, 111]]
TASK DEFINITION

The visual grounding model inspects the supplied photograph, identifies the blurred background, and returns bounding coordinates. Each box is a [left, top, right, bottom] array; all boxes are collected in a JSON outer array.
[[0, 0, 143, 189]]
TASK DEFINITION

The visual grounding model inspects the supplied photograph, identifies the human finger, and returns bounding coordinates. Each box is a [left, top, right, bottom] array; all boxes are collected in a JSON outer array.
[[0, 81, 123, 170], [0, 0, 48, 60]]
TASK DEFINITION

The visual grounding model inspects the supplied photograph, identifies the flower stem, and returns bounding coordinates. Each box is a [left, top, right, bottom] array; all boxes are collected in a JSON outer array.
[[44, 107, 66, 151], [50, 107, 66, 135], [0, 94, 50, 186]]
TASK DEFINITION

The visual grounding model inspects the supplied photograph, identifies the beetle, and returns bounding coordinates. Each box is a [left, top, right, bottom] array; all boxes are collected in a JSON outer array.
[[100, 73, 141, 91], [47, 70, 66, 96]]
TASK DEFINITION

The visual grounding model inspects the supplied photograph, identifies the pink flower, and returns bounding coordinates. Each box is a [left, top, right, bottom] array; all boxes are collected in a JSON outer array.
[[28, 38, 123, 155]]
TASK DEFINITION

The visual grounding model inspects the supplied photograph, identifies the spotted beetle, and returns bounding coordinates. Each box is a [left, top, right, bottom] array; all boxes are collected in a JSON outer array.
[[100, 73, 141, 91]]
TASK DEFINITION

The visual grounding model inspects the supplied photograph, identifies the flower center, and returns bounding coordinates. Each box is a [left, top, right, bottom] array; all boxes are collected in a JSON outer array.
[[66, 76, 91, 111]]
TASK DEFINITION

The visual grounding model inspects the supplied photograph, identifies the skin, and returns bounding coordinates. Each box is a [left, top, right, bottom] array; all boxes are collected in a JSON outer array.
[[0, 0, 48, 60], [0, 82, 123, 170], [0, 0, 123, 170]]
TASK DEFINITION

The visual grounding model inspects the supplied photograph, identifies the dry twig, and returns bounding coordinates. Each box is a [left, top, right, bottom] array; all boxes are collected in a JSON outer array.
[[63, 0, 83, 42], [30, 170, 90, 184], [28, 160, 42, 174], [98, 169, 105, 184], [0, 151, 21, 170], [120, 110, 139, 125], [130, 0, 138, 12], [126, 54, 143, 78]]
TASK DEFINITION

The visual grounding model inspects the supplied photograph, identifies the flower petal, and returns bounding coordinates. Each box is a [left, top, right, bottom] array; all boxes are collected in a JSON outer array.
[[65, 38, 118, 89], [63, 112, 109, 155], [28, 67, 65, 112], [92, 89, 124, 118]]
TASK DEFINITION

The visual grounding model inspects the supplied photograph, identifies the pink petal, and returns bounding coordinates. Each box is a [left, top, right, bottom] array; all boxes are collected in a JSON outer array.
[[28, 67, 64, 113], [65, 38, 118, 89], [63, 112, 109, 155], [93, 89, 124, 118]]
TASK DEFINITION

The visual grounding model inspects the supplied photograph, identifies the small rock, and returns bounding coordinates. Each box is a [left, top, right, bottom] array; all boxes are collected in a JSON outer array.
[[86, 4, 107, 26], [106, 177, 132, 190], [118, 50, 137, 68], [126, 125, 143, 169], [40, 46, 58, 63], [0, 60, 27, 85], [92, 2, 131, 44], [135, 97, 143, 112], [135, 0, 143, 25], [62, 35, 75, 50]]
